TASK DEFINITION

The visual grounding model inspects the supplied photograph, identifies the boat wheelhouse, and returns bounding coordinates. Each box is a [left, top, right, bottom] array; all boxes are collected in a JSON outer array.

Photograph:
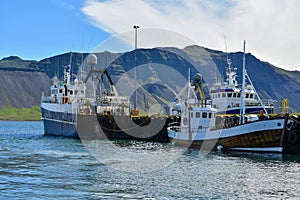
[[210, 58, 275, 114]]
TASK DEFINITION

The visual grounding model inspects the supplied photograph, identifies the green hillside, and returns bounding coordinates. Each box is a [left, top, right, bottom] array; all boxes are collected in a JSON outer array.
[[0, 106, 41, 121]]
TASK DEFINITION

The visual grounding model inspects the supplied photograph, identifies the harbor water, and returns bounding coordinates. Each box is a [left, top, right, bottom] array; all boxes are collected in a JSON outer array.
[[1, 121, 300, 199]]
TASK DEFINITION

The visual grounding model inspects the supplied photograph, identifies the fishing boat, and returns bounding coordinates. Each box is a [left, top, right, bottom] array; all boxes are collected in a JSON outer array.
[[94, 90, 172, 142], [40, 53, 98, 138], [210, 55, 275, 115], [168, 41, 300, 154], [41, 53, 174, 141]]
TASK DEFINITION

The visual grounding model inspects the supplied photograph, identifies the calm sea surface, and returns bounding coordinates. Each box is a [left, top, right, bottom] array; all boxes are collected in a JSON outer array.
[[1, 121, 300, 199]]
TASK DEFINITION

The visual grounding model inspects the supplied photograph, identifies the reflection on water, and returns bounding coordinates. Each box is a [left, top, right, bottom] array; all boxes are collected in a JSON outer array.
[[1, 121, 300, 199]]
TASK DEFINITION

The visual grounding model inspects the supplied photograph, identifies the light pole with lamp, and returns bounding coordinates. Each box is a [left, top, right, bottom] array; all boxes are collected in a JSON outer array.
[[133, 25, 140, 112]]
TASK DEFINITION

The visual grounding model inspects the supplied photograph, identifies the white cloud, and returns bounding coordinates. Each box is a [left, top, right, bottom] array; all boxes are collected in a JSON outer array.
[[82, 0, 300, 71]]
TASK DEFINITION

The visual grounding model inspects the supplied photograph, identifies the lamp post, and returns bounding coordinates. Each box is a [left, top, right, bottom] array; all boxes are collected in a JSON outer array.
[[133, 25, 139, 50], [133, 25, 140, 110]]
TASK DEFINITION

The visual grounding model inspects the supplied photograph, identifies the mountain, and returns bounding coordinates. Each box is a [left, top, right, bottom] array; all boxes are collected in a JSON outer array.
[[0, 56, 38, 71], [0, 57, 51, 108], [100, 46, 300, 112], [0, 45, 299, 112]]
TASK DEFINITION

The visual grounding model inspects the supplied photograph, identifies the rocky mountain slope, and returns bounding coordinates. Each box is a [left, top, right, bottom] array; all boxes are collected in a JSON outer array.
[[0, 56, 51, 108], [1, 45, 299, 112]]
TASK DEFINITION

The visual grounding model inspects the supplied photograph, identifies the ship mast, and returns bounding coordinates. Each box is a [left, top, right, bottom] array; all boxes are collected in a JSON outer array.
[[67, 52, 72, 85], [240, 41, 246, 124], [63, 52, 72, 85], [187, 68, 191, 100]]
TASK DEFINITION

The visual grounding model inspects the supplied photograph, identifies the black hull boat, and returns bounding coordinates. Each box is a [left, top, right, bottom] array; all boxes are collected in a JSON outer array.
[[96, 114, 175, 142], [282, 115, 300, 154], [75, 113, 179, 142]]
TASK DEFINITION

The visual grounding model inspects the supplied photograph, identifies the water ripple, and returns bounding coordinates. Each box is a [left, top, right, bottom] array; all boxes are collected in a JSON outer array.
[[1, 121, 300, 199]]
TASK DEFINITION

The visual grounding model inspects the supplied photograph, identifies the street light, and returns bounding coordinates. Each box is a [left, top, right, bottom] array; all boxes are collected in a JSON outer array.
[[133, 25, 140, 50], [133, 25, 140, 111]]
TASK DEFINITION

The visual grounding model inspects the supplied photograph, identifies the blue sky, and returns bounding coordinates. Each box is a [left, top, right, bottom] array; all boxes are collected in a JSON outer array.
[[1, 0, 300, 71], [1, 0, 109, 60]]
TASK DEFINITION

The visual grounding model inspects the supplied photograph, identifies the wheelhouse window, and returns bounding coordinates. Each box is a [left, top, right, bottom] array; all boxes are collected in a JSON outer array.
[[59, 89, 63, 93], [246, 93, 249, 98], [51, 89, 58, 95], [237, 93, 241, 98], [209, 112, 212, 118], [190, 112, 194, 118], [233, 93, 237, 97], [202, 112, 207, 118], [196, 112, 200, 118], [222, 93, 226, 97], [228, 93, 232, 97]]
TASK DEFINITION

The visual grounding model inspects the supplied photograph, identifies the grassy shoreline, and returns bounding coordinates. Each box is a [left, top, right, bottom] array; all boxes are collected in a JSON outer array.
[[0, 106, 41, 121]]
